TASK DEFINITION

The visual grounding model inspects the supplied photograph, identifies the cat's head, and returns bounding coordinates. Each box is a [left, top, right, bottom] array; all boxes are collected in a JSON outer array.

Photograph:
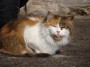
[[43, 12, 74, 41]]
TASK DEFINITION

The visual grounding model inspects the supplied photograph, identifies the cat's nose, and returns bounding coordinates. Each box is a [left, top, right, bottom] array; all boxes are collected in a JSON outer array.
[[57, 31, 60, 33]]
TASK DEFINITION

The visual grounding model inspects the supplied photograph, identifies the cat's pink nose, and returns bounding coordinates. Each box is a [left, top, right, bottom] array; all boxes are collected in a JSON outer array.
[[57, 31, 60, 33]]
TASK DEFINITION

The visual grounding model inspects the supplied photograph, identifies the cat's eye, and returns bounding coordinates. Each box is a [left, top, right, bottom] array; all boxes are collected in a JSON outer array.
[[61, 26, 65, 30], [61, 27, 65, 28], [52, 25, 56, 27], [66, 26, 69, 29]]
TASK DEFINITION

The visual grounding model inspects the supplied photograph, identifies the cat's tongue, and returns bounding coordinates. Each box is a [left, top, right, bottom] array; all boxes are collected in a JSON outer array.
[[56, 34, 60, 38], [54, 34, 61, 41]]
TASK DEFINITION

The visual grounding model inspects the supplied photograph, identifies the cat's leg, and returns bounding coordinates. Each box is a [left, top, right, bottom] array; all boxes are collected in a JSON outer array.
[[0, 47, 35, 57], [33, 49, 51, 57], [24, 49, 51, 57]]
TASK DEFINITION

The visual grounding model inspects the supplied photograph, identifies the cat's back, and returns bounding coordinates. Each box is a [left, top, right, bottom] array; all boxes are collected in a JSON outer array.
[[0, 16, 44, 34]]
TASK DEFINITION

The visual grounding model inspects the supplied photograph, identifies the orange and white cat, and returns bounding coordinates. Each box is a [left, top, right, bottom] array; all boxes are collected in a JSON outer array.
[[0, 12, 74, 56]]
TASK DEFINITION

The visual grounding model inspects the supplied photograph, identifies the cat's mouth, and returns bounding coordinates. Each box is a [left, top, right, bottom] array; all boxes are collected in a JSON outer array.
[[53, 35, 62, 41]]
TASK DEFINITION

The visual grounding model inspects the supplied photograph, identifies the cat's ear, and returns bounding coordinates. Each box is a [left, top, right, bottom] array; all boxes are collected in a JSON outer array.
[[44, 12, 55, 23], [62, 16, 74, 20], [67, 16, 74, 20]]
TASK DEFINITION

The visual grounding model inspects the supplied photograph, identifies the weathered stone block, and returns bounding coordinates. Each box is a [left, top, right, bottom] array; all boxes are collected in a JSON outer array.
[[20, 0, 90, 16]]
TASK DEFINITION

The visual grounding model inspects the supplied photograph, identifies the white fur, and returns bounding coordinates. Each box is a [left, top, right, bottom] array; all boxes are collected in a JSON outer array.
[[24, 18, 70, 55]]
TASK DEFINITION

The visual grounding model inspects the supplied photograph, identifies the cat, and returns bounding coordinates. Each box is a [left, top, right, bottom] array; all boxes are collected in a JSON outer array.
[[0, 12, 74, 57]]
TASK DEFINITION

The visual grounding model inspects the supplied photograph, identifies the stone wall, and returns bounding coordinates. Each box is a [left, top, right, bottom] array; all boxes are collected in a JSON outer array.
[[20, 0, 90, 16]]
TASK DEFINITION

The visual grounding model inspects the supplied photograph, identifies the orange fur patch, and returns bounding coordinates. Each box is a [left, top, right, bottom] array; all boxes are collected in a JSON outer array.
[[20, 17, 38, 26], [44, 17, 61, 27]]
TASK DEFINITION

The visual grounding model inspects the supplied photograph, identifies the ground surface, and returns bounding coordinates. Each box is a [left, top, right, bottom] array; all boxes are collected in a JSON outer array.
[[0, 16, 90, 67]]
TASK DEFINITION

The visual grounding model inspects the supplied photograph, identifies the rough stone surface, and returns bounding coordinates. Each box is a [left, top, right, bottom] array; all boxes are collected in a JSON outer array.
[[20, 0, 90, 16]]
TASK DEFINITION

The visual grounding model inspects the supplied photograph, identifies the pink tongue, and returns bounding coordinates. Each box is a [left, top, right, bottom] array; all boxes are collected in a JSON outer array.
[[56, 34, 60, 38]]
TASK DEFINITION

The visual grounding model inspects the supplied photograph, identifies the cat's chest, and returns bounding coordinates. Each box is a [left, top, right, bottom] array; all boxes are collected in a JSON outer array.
[[23, 23, 41, 43], [23, 24, 59, 54]]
